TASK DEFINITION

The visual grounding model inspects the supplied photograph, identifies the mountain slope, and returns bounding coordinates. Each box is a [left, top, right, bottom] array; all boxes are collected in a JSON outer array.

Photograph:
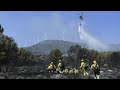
[[25, 40, 87, 55], [108, 44, 120, 51], [25, 40, 120, 55]]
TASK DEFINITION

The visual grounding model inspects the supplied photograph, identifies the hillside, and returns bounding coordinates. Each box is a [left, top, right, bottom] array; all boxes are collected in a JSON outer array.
[[25, 40, 120, 55], [108, 44, 120, 51], [25, 40, 88, 55]]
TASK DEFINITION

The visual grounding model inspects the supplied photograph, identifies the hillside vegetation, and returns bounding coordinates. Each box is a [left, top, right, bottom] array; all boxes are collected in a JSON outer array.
[[25, 40, 88, 55]]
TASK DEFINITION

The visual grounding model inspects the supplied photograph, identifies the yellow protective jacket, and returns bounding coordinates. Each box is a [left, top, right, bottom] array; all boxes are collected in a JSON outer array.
[[91, 63, 99, 70], [80, 62, 86, 70], [74, 69, 79, 74], [57, 63, 62, 68], [47, 62, 54, 70], [47, 64, 53, 70], [63, 69, 68, 73], [69, 69, 74, 74]]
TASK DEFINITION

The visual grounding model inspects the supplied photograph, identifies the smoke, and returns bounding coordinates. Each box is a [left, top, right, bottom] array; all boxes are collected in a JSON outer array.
[[78, 25, 109, 51], [23, 12, 79, 47]]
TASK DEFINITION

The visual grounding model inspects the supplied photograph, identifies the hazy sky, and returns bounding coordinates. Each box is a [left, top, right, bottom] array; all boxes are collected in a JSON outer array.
[[0, 11, 120, 47]]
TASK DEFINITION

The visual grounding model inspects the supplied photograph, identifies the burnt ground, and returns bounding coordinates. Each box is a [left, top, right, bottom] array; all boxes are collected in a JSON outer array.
[[0, 66, 120, 79]]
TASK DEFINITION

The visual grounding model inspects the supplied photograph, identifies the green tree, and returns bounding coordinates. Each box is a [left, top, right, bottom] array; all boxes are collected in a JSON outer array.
[[49, 49, 62, 65], [67, 45, 90, 67], [67, 45, 82, 67], [0, 34, 18, 65], [110, 51, 120, 68], [0, 24, 36, 66], [0, 24, 4, 35]]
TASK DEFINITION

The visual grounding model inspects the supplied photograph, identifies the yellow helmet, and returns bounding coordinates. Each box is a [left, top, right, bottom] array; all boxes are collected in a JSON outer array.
[[59, 60, 61, 62], [93, 60, 96, 64], [51, 62, 53, 64], [81, 59, 84, 62]]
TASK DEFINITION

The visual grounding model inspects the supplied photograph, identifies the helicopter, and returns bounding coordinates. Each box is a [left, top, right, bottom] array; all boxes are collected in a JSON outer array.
[[78, 12, 84, 26], [80, 12, 83, 21]]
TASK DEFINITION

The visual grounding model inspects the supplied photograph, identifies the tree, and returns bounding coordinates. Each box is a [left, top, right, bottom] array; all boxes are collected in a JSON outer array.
[[15, 48, 37, 66], [110, 51, 120, 68], [0, 24, 4, 35], [0, 25, 36, 66], [49, 49, 62, 65], [0, 34, 19, 65], [68, 45, 81, 56], [67, 45, 90, 67], [67, 45, 81, 67]]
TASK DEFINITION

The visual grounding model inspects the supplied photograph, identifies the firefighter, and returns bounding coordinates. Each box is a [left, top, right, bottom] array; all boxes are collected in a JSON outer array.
[[91, 60, 100, 79], [69, 68, 74, 74], [63, 68, 69, 74], [56, 60, 62, 74], [74, 68, 79, 74], [80, 59, 89, 77], [47, 62, 54, 73]]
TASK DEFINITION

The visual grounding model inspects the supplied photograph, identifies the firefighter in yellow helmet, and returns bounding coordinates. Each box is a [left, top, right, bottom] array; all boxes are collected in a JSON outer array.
[[91, 60, 100, 79], [80, 59, 89, 77], [69, 68, 74, 74], [64, 69, 69, 74], [56, 60, 62, 74], [74, 68, 79, 74], [47, 62, 54, 73]]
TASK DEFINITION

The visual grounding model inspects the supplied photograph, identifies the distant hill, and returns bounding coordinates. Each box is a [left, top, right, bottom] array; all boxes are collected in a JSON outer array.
[[25, 40, 88, 55], [108, 44, 120, 51], [25, 40, 120, 55]]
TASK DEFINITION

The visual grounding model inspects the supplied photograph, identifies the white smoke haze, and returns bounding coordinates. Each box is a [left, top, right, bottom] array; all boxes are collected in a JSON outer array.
[[23, 12, 79, 47], [78, 25, 110, 51]]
